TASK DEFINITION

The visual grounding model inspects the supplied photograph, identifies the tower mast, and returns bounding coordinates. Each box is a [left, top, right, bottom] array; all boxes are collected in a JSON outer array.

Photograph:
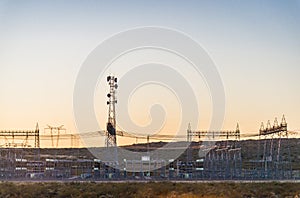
[[106, 75, 118, 148]]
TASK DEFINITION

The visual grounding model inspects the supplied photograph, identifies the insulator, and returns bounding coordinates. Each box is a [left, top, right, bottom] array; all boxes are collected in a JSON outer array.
[[114, 78, 117, 82], [260, 122, 264, 131], [107, 93, 111, 97], [273, 118, 279, 128], [107, 101, 110, 105], [107, 76, 111, 82], [114, 84, 118, 89], [281, 115, 287, 125]]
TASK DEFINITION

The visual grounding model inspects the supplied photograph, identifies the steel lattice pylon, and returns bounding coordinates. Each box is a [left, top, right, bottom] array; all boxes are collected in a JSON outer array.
[[106, 75, 118, 148]]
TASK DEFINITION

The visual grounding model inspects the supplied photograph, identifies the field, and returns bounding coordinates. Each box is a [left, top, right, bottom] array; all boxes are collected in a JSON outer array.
[[0, 181, 300, 198]]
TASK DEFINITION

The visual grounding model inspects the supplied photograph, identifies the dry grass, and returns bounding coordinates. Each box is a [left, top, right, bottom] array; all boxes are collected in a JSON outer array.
[[0, 182, 300, 198]]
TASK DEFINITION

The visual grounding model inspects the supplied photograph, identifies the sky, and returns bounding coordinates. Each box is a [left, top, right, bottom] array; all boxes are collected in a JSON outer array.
[[0, 0, 300, 147]]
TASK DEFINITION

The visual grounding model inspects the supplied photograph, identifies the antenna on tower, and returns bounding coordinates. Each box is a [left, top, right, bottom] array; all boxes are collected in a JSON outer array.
[[106, 75, 118, 148], [105, 76, 119, 170]]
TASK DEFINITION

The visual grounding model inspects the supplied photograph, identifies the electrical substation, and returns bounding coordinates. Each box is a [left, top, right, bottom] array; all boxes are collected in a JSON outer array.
[[0, 76, 299, 181]]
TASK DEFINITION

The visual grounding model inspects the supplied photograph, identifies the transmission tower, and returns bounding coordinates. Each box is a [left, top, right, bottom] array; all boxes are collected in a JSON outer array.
[[44, 125, 66, 148], [106, 75, 118, 148]]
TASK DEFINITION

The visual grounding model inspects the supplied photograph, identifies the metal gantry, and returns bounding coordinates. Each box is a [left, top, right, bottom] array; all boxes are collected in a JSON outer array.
[[185, 123, 242, 179], [254, 115, 292, 179], [0, 123, 40, 148], [187, 123, 240, 142]]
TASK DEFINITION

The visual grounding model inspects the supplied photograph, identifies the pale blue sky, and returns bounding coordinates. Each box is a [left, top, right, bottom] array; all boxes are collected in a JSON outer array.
[[0, 0, 299, 146]]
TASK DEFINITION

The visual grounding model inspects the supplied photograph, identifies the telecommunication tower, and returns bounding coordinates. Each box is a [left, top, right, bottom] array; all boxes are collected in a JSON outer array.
[[106, 75, 118, 148]]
